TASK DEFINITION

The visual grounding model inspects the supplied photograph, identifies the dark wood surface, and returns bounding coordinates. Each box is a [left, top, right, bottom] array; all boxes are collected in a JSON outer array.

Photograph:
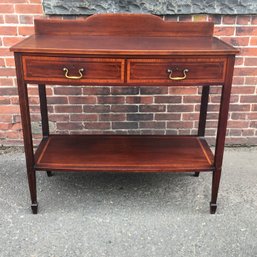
[[11, 14, 238, 214], [10, 14, 238, 56], [34, 14, 214, 37], [34, 135, 214, 172]]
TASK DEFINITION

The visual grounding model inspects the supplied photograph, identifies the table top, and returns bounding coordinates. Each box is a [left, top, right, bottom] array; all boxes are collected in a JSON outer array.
[[10, 13, 238, 56]]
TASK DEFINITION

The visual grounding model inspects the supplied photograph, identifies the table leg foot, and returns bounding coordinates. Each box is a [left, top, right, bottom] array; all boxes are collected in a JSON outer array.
[[31, 202, 38, 214], [210, 202, 217, 214], [46, 171, 53, 177], [194, 172, 200, 177]]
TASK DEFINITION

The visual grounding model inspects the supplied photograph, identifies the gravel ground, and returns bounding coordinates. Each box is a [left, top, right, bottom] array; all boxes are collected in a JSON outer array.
[[0, 147, 257, 257]]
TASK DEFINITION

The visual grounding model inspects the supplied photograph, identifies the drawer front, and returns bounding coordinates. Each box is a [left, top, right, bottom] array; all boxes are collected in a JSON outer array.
[[22, 56, 125, 84], [127, 58, 227, 85]]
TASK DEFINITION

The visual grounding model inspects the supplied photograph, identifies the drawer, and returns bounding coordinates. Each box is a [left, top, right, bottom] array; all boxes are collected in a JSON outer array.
[[127, 58, 227, 85], [22, 56, 125, 84]]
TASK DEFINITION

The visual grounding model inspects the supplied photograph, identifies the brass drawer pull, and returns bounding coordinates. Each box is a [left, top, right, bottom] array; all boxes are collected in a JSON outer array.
[[167, 68, 189, 81], [63, 67, 84, 79]]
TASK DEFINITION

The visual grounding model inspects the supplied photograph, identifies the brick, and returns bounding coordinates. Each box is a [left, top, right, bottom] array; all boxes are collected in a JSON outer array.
[[155, 96, 181, 103], [164, 15, 178, 22], [84, 104, 110, 113], [207, 113, 219, 119], [84, 122, 110, 130], [167, 104, 194, 112], [244, 57, 257, 66], [99, 114, 125, 121], [19, 15, 34, 24], [15, 4, 42, 14], [127, 114, 153, 121], [47, 97, 68, 104], [18, 26, 34, 36], [178, 15, 192, 22], [0, 4, 14, 13], [112, 122, 138, 129], [5, 57, 15, 67], [55, 105, 82, 113], [155, 113, 181, 120], [110, 105, 137, 113], [240, 95, 257, 103], [0, 105, 20, 114], [140, 86, 168, 94], [54, 87, 82, 95], [240, 47, 257, 56], [139, 121, 165, 129], [57, 122, 83, 130], [245, 77, 257, 85], [0, 87, 17, 95], [0, 96, 10, 104], [97, 96, 125, 104], [234, 67, 257, 76], [111, 87, 139, 95], [250, 37, 257, 46], [250, 121, 257, 128], [222, 16, 236, 25], [126, 96, 153, 104], [0, 58, 5, 66], [235, 57, 244, 66], [0, 123, 12, 130], [167, 121, 193, 129], [227, 120, 249, 128], [4, 14, 19, 24], [168, 87, 197, 95], [0, 115, 12, 123], [2, 36, 23, 47], [0, 78, 14, 86], [236, 27, 257, 36], [0, 0, 26, 3], [208, 15, 221, 25], [0, 48, 13, 56], [183, 95, 201, 103], [29, 96, 39, 104], [252, 16, 257, 25], [69, 96, 96, 104], [229, 104, 250, 112], [192, 15, 208, 22], [231, 113, 248, 120], [0, 67, 16, 76], [214, 26, 235, 36], [242, 129, 255, 137], [220, 37, 249, 47], [139, 105, 166, 112], [236, 16, 251, 25], [49, 114, 69, 122], [83, 87, 110, 95], [139, 129, 166, 135], [70, 114, 97, 122], [232, 76, 244, 85], [228, 129, 241, 136], [231, 86, 255, 94], [0, 26, 17, 35], [182, 113, 199, 120]]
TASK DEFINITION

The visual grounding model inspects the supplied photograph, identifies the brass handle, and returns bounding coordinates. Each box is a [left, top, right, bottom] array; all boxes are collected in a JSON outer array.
[[167, 68, 189, 81], [63, 67, 84, 80]]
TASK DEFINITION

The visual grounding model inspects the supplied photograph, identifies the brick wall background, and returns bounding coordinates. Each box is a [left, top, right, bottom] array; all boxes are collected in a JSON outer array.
[[0, 1, 257, 146]]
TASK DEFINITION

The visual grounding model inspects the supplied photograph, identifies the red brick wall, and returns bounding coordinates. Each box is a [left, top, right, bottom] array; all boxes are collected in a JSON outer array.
[[0, 1, 257, 146]]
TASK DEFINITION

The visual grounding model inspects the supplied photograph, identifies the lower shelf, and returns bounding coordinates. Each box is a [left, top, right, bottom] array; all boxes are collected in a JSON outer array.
[[34, 135, 214, 172]]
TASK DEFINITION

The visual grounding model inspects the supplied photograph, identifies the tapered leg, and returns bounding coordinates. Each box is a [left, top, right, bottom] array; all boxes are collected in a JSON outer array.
[[15, 53, 38, 214], [195, 85, 210, 178], [211, 56, 235, 214], [38, 84, 52, 177]]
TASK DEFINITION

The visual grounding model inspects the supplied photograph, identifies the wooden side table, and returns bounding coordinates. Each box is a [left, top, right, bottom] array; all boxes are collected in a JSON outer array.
[[10, 14, 238, 214]]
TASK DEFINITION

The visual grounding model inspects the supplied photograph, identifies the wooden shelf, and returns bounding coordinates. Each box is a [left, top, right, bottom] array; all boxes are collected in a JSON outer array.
[[34, 135, 214, 172]]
